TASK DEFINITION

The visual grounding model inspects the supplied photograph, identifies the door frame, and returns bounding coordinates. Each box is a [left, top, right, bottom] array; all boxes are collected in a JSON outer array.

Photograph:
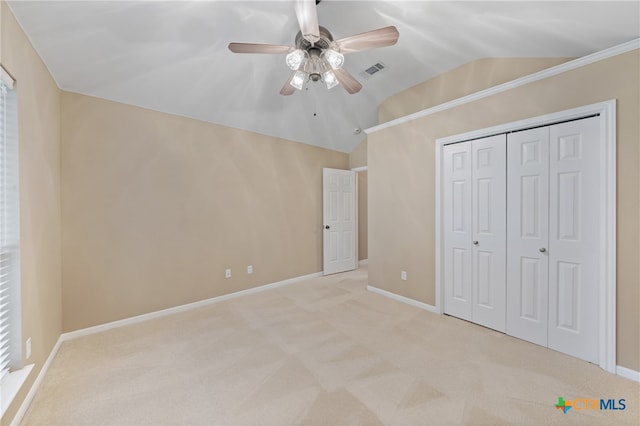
[[435, 100, 616, 373], [351, 165, 369, 266]]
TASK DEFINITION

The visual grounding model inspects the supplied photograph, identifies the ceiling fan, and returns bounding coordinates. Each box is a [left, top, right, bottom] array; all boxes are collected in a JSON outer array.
[[228, 0, 399, 95]]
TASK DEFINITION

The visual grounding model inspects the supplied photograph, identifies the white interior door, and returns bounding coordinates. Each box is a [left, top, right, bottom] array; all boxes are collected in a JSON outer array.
[[506, 127, 550, 346], [547, 117, 600, 363], [323, 168, 357, 275], [471, 135, 507, 332], [443, 142, 473, 321]]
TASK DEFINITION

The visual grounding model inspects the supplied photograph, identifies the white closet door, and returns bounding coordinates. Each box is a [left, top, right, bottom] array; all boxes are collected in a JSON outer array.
[[443, 142, 473, 321], [471, 135, 507, 332], [506, 128, 550, 346], [548, 117, 600, 363]]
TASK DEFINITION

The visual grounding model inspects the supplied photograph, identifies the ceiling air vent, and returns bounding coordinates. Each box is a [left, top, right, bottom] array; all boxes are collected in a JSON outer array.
[[359, 62, 387, 80]]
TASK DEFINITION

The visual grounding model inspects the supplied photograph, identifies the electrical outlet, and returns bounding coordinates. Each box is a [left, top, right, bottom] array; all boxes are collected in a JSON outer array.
[[26, 337, 32, 360], [225, 269, 231, 278], [247, 265, 253, 274], [401, 271, 407, 281]]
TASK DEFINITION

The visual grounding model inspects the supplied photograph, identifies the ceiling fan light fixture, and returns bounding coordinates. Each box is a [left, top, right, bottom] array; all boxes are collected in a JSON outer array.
[[286, 49, 307, 70], [323, 70, 339, 89], [323, 49, 344, 69], [290, 70, 306, 90]]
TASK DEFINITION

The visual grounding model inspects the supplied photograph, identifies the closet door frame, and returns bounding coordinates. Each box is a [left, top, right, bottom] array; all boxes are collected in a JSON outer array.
[[435, 100, 616, 374]]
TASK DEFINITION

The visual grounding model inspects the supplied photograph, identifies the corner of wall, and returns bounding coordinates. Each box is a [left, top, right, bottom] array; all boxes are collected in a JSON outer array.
[[0, 1, 63, 423], [348, 138, 368, 169]]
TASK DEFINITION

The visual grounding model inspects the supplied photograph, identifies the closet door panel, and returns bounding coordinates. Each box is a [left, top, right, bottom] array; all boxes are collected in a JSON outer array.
[[548, 117, 600, 364], [443, 142, 473, 321], [471, 135, 507, 332], [506, 128, 549, 346]]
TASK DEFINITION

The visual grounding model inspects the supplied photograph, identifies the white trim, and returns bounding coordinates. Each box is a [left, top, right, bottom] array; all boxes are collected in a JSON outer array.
[[435, 100, 617, 374], [8, 271, 326, 424], [367, 285, 437, 314], [1, 364, 33, 420], [10, 337, 60, 426], [0, 65, 15, 90], [599, 101, 617, 375], [353, 169, 367, 270], [355, 172, 359, 266], [62, 271, 323, 341], [434, 139, 443, 315], [616, 366, 640, 382], [365, 38, 638, 135]]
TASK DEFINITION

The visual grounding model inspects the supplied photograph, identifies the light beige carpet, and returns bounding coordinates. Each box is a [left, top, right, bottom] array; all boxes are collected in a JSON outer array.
[[21, 267, 639, 425]]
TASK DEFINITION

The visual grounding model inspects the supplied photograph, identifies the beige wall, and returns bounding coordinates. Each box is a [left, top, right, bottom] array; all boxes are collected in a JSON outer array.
[[348, 138, 367, 169], [368, 51, 640, 371], [1, 2, 62, 423], [379, 57, 573, 124], [357, 171, 368, 261], [61, 92, 348, 331]]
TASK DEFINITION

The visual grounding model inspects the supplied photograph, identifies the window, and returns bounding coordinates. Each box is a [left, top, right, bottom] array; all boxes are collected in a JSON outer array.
[[0, 66, 20, 388]]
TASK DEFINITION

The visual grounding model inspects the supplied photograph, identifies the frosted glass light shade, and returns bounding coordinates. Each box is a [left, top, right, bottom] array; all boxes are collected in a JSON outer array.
[[323, 70, 339, 89], [323, 49, 344, 69], [290, 71, 306, 90], [286, 49, 306, 70]]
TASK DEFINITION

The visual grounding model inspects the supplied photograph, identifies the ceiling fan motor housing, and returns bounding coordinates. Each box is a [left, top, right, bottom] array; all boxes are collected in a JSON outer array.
[[295, 26, 334, 52]]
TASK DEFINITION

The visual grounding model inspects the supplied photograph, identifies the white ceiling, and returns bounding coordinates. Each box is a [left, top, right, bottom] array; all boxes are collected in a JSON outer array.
[[8, 1, 640, 153]]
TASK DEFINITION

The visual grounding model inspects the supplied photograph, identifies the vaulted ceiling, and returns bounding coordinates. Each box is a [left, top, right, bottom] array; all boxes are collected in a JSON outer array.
[[8, 1, 640, 153]]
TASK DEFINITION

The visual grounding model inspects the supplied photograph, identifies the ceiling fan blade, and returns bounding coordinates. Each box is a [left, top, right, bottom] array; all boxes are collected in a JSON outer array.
[[334, 26, 399, 53], [280, 72, 297, 96], [333, 68, 362, 94], [228, 43, 291, 54], [294, 0, 320, 43]]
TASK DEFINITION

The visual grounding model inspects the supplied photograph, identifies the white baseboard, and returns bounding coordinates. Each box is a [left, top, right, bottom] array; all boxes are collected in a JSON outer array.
[[358, 259, 368, 266], [1, 364, 33, 419], [9, 271, 322, 424], [10, 338, 62, 425], [616, 365, 640, 382], [367, 285, 437, 313], [62, 271, 322, 341]]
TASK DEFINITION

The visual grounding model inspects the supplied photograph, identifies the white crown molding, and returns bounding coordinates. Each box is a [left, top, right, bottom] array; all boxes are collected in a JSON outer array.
[[365, 38, 639, 135]]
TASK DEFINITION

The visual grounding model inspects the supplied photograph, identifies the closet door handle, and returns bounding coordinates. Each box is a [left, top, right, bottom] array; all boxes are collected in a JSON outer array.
[[539, 247, 546, 253], [473, 241, 479, 245]]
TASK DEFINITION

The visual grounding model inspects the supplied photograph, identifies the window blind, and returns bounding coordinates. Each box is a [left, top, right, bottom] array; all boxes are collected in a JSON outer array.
[[0, 71, 19, 383]]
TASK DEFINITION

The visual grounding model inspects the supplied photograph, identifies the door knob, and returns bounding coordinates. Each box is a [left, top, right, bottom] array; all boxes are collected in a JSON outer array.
[[539, 247, 546, 253], [473, 241, 479, 245], [325, 225, 330, 230]]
